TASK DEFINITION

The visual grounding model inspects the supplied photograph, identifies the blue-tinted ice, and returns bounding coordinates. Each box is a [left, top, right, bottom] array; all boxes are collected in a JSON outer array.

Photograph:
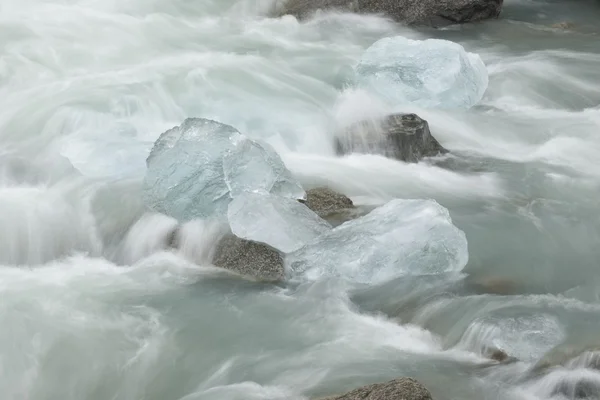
[[355, 36, 488, 109], [143, 118, 305, 221], [287, 199, 469, 284]]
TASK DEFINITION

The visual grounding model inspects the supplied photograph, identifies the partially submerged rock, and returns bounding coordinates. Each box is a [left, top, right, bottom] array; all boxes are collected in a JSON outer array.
[[336, 114, 448, 163], [275, 0, 503, 27], [302, 187, 362, 226], [318, 377, 433, 400], [211, 235, 284, 282], [305, 187, 354, 216]]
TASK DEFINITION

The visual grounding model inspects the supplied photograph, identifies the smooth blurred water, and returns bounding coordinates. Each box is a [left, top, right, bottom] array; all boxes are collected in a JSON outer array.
[[1, 0, 600, 399]]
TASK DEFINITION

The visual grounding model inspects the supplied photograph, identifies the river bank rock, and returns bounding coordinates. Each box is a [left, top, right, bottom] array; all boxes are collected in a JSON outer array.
[[335, 114, 448, 163], [275, 0, 503, 27], [317, 377, 433, 400]]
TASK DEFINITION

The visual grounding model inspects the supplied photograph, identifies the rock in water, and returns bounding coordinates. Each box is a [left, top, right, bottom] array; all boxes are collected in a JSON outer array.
[[143, 118, 305, 221], [304, 187, 352, 213], [336, 113, 448, 162], [303, 187, 363, 226], [287, 199, 468, 284], [355, 37, 488, 109], [318, 377, 433, 400], [276, 0, 503, 27], [212, 235, 285, 282], [228, 192, 332, 253]]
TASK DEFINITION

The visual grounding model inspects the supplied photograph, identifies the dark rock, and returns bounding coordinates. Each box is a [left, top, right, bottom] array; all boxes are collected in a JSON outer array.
[[211, 235, 284, 282], [276, 0, 503, 27], [335, 113, 448, 163], [318, 377, 433, 400]]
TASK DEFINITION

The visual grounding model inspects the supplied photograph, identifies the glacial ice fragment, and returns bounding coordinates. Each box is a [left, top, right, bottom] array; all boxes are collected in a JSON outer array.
[[287, 199, 468, 284], [222, 138, 305, 200], [355, 36, 488, 109], [143, 118, 305, 221], [228, 192, 331, 253]]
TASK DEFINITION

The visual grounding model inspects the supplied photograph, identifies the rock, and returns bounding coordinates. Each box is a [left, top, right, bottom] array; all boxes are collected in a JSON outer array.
[[304, 187, 352, 213], [212, 235, 285, 282], [335, 114, 448, 163], [303, 187, 363, 226], [276, 0, 503, 27], [317, 377, 433, 400]]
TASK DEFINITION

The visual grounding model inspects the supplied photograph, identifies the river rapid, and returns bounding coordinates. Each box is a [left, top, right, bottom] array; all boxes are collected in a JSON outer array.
[[1, 0, 600, 399]]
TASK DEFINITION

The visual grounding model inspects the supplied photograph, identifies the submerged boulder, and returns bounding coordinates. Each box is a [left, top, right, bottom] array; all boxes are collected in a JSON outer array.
[[335, 114, 448, 163], [318, 377, 433, 400], [276, 0, 503, 27]]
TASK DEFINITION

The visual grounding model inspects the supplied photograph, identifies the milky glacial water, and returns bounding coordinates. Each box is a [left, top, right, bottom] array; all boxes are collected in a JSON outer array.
[[1, 0, 600, 399]]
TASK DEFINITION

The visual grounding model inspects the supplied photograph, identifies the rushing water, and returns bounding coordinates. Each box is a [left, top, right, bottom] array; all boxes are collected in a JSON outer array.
[[1, 0, 600, 399]]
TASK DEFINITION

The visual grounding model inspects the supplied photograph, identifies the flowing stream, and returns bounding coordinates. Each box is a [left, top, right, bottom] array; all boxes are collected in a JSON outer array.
[[1, 0, 600, 399]]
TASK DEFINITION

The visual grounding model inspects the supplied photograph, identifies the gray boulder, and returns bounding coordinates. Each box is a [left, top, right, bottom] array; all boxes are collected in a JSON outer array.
[[275, 0, 503, 27], [211, 235, 285, 282], [335, 113, 448, 163], [318, 377, 433, 400]]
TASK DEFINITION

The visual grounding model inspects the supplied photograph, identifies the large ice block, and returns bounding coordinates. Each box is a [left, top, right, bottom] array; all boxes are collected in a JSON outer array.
[[355, 36, 488, 109], [287, 199, 469, 284], [228, 192, 331, 253], [222, 138, 305, 200], [143, 118, 305, 221]]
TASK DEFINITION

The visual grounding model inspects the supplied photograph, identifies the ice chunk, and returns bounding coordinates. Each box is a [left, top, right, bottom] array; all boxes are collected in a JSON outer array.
[[287, 199, 468, 284], [222, 138, 305, 200], [355, 37, 488, 109], [143, 118, 305, 221], [228, 192, 331, 253]]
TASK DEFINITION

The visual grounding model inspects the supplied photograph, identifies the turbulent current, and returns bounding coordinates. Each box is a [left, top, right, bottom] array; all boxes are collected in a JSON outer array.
[[1, 0, 600, 399]]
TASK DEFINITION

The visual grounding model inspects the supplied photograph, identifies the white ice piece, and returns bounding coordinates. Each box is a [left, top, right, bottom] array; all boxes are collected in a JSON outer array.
[[143, 118, 305, 221], [227, 192, 331, 253], [355, 36, 488, 109], [287, 199, 469, 284]]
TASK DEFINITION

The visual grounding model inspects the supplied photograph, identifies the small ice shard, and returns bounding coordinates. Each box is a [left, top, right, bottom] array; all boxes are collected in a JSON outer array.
[[287, 199, 468, 284], [355, 36, 488, 109], [143, 118, 305, 221], [227, 192, 331, 253], [222, 138, 305, 200]]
